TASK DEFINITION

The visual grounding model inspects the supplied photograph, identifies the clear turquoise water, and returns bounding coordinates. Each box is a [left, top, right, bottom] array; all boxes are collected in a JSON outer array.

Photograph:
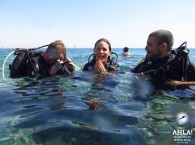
[[0, 48, 195, 145]]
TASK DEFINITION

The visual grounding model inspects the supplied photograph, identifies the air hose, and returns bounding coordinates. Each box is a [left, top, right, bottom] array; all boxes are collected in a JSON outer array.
[[2, 51, 15, 81]]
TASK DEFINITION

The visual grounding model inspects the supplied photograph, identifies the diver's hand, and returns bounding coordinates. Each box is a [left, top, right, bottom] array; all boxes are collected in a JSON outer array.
[[94, 60, 106, 74], [50, 63, 60, 75], [64, 57, 75, 71], [166, 80, 195, 86], [135, 72, 144, 78]]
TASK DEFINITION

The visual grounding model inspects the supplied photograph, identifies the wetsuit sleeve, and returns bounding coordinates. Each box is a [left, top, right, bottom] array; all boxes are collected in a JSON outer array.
[[131, 61, 145, 73], [83, 62, 93, 71], [131, 57, 147, 73], [187, 62, 195, 81], [107, 63, 119, 71]]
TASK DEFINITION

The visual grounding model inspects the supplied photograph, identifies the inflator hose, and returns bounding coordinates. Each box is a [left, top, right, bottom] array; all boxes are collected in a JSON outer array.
[[2, 51, 15, 81]]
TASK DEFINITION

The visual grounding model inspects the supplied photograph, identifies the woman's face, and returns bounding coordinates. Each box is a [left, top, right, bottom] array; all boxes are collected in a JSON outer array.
[[94, 41, 111, 63]]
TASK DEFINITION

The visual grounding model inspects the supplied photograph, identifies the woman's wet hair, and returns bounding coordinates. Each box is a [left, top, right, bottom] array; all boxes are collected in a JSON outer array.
[[94, 38, 111, 52]]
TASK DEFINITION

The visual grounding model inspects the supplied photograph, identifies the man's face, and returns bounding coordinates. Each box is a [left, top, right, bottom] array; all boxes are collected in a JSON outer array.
[[47, 48, 60, 64], [145, 36, 162, 59]]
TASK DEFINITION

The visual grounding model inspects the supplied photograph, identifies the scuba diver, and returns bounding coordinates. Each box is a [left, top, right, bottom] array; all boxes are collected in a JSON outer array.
[[131, 29, 195, 85], [9, 40, 75, 79], [83, 38, 119, 74]]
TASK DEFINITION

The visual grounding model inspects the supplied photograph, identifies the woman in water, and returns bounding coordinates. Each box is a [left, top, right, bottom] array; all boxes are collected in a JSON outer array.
[[83, 38, 119, 74]]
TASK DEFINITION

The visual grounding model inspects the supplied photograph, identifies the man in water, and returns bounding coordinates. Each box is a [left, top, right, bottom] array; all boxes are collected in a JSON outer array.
[[122, 47, 130, 56], [131, 29, 195, 84], [10, 40, 75, 79]]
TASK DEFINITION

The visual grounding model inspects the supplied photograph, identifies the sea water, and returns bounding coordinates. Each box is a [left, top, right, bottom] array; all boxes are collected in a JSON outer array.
[[0, 48, 195, 145]]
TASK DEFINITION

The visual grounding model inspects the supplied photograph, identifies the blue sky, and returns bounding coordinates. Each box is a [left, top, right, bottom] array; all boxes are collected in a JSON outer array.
[[0, 0, 195, 48]]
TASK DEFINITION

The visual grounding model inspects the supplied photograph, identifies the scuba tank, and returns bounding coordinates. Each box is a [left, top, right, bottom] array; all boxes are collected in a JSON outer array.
[[174, 42, 189, 81], [9, 45, 48, 78]]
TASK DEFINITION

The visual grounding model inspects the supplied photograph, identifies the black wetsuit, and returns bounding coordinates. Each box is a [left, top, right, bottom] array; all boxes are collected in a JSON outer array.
[[131, 51, 195, 83], [26, 53, 51, 78], [83, 59, 118, 72], [10, 48, 75, 79], [26, 53, 74, 79]]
